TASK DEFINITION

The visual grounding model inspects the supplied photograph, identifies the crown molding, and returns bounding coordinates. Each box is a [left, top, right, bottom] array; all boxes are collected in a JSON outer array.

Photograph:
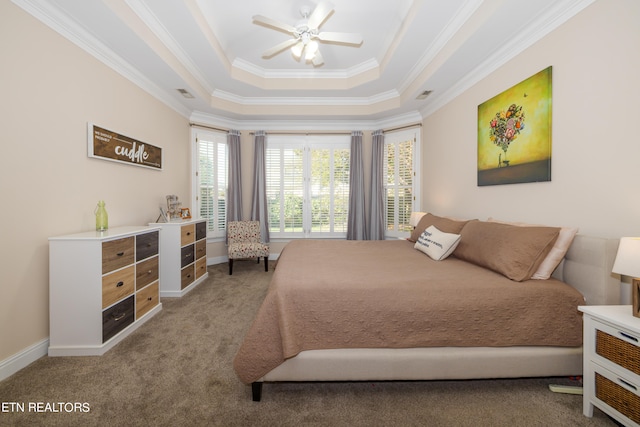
[[211, 89, 399, 107], [12, 0, 192, 119], [231, 57, 380, 81], [420, 0, 596, 118], [125, 0, 214, 94], [190, 109, 422, 132], [396, 0, 484, 95]]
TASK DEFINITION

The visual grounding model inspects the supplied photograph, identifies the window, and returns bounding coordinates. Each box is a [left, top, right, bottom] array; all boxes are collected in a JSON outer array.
[[266, 135, 350, 238], [193, 129, 228, 238], [384, 128, 420, 238]]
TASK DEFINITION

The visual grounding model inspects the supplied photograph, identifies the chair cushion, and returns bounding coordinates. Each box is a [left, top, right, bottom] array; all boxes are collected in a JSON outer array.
[[228, 242, 270, 259], [227, 221, 261, 244]]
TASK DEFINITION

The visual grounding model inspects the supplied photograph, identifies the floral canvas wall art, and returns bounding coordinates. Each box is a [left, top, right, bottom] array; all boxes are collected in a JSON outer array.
[[477, 66, 552, 186]]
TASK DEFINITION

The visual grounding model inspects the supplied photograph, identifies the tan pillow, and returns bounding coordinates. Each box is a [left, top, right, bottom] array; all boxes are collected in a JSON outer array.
[[409, 213, 473, 242], [453, 221, 560, 281], [487, 218, 578, 280]]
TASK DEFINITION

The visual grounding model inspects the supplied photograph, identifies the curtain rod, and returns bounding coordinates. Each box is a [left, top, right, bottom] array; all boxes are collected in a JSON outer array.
[[249, 131, 353, 136], [383, 123, 422, 133], [189, 123, 228, 133], [191, 122, 421, 134]]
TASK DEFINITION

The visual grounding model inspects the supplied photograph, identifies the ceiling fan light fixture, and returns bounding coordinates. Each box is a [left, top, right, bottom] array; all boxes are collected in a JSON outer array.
[[305, 40, 319, 60], [255, 1, 362, 66], [291, 41, 304, 58]]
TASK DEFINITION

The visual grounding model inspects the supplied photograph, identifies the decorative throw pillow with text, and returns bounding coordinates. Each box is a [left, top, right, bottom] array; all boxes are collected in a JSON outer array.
[[414, 225, 461, 261]]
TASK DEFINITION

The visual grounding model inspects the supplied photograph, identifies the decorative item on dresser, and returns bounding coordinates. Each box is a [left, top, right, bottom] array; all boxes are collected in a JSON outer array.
[[612, 237, 640, 318], [579, 305, 640, 426], [149, 219, 208, 297], [48, 226, 162, 356]]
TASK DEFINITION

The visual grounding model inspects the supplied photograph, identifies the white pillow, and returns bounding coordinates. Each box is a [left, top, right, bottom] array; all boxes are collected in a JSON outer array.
[[414, 225, 461, 261]]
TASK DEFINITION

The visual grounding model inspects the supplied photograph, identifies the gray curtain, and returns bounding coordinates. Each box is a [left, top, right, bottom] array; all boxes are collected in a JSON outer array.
[[369, 130, 385, 240], [346, 131, 366, 240], [226, 130, 243, 227], [250, 131, 270, 243]]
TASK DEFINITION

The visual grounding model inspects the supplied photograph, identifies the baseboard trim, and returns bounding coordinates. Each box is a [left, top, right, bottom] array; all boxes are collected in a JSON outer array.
[[0, 338, 48, 382]]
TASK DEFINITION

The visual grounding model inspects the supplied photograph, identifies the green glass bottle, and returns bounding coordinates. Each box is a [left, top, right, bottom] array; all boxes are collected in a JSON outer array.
[[95, 200, 108, 231]]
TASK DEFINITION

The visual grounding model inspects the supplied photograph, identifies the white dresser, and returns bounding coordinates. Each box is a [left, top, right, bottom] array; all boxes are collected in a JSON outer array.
[[149, 219, 208, 297], [49, 226, 162, 356], [579, 305, 640, 426]]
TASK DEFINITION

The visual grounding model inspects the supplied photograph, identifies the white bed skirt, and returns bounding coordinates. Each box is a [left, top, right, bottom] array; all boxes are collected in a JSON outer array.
[[260, 346, 583, 382]]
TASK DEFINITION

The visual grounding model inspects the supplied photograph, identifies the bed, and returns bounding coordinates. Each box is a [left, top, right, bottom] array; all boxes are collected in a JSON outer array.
[[233, 215, 620, 401]]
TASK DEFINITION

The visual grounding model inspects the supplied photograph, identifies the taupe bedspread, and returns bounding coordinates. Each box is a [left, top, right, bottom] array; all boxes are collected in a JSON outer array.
[[233, 239, 585, 384]]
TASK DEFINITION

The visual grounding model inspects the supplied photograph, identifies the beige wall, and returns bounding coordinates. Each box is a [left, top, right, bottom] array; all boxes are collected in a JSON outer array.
[[421, 0, 640, 238], [0, 3, 190, 361]]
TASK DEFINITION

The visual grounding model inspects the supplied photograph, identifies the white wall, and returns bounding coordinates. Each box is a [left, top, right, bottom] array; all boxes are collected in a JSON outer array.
[[0, 2, 190, 365], [422, 0, 640, 238]]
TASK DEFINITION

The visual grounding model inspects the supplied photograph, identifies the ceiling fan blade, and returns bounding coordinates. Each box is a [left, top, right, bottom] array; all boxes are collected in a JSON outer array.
[[307, 1, 334, 29], [252, 15, 297, 34], [262, 38, 299, 58], [317, 32, 363, 45], [311, 50, 324, 66]]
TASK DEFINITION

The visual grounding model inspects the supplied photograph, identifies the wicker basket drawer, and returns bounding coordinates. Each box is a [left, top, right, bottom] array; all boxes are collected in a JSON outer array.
[[102, 295, 134, 343], [595, 371, 640, 424], [596, 329, 640, 376]]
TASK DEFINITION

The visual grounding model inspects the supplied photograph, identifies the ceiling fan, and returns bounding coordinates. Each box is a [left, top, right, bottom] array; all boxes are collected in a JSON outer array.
[[253, 1, 363, 66]]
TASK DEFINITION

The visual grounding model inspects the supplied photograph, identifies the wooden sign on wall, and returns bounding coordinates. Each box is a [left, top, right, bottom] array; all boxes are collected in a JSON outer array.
[[88, 123, 162, 170]]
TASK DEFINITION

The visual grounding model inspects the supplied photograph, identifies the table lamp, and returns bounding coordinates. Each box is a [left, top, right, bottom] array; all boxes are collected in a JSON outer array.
[[611, 237, 640, 318]]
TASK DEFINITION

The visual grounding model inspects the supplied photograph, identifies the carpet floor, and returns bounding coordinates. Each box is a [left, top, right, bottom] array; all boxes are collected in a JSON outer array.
[[0, 261, 618, 426]]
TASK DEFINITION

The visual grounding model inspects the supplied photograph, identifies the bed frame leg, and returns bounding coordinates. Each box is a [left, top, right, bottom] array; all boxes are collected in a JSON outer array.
[[251, 382, 263, 402]]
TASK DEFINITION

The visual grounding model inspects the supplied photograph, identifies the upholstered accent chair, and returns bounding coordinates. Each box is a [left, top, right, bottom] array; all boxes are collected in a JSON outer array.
[[227, 221, 270, 275]]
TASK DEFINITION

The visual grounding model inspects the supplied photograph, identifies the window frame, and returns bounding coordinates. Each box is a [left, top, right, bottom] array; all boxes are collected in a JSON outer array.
[[384, 128, 421, 239], [266, 134, 351, 240], [191, 128, 228, 241]]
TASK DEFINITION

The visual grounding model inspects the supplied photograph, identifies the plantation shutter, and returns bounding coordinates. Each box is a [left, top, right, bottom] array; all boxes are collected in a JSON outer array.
[[196, 131, 228, 236]]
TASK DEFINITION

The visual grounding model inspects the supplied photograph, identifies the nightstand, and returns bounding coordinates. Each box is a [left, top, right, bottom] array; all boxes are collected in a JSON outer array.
[[579, 305, 640, 426]]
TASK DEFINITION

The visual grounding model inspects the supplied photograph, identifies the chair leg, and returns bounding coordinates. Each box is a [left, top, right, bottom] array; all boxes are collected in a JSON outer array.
[[229, 259, 233, 275], [264, 257, 268, 272], [256, 257, 260, 264]]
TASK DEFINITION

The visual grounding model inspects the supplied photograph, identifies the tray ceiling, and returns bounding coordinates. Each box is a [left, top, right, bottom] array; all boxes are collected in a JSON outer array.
[[15, 0, 594, 126]]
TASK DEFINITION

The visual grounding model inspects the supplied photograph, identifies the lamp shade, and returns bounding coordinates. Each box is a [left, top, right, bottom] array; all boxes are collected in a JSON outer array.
[[612, 237, 640, 278], [409, 212, 427, 227]]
